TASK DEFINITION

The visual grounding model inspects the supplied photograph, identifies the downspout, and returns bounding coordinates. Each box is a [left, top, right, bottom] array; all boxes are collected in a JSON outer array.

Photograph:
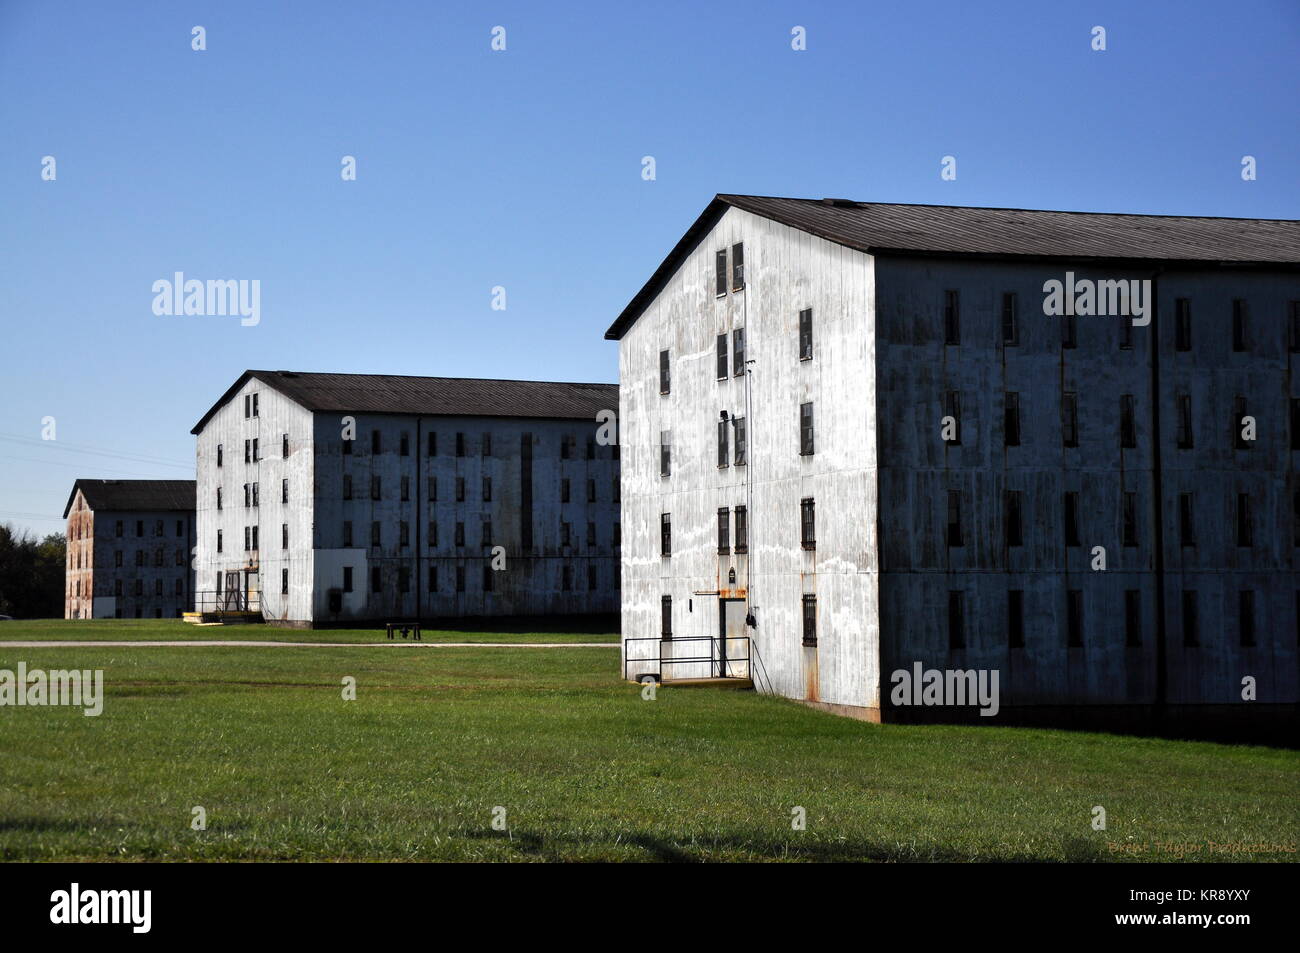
[[743, 276, 756, 626]]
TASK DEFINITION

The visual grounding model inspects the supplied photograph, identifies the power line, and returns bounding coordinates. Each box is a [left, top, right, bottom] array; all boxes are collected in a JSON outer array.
[[0, 510, 65, 522], [0, 432, 193, 469], [0, 454, 193, 479]]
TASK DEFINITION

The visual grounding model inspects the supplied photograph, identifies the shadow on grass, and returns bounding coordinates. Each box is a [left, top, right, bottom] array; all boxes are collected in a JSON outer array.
[[466, 828, 1111, 863]]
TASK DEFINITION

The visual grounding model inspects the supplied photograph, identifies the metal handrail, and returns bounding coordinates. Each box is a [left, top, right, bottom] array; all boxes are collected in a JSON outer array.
[[192, 589, 261, 615], [623, 635, 751, 681]]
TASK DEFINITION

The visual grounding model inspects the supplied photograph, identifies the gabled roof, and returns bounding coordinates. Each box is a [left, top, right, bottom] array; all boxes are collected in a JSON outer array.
[[192, 370, 619, 435], [604, 194, 1300, 340], [63, 480, 196, 518]]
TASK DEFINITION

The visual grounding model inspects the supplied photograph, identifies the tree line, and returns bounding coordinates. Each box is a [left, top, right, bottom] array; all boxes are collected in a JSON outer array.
[[0, 523, 66, 618]]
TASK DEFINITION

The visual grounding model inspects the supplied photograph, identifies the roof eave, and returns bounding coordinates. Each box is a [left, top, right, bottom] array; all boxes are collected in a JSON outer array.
[[604, 196, 733, 341]]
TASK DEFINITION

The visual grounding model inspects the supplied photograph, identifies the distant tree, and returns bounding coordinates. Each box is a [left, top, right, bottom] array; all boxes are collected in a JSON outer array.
[[0, 523, 66, 618]]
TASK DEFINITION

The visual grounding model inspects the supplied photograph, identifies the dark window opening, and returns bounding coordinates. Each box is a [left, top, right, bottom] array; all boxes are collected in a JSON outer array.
[[1179, 493, 1196, 547], [799, 308, 813, 361], [1064, 491, 1081, 547], [1005, 491, 1022, 547], [1066, 590, 1083, 647], [948, 591, 965, 649], [799, 402, 814, 455], [1176, 394, 1193, 449], [1004, 392, 1020, 447], [943, 290, 960, 345], [1232, 299, 1248, 352], [802, 594, 817, 647], [1122, 492, 1138, 548], [1175, 299, 1192, 351], [1062, 392, 1079, 448], [1062, 312, 1077, 349], [944, 391, 961, 445], [1239, 590, 1255, 647], [1001, 292, 1018, 346], [1008, 589, 1024, 649], [1125, 590, 1141, 647], [800, 498, 816, 550], [1120, 394, 1137, 449], [1182, 590, 1198, 647], [946, 490, 962, 547]]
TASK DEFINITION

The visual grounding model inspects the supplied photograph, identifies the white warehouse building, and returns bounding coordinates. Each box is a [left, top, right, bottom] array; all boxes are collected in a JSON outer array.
[[191, 370, 620, 626], [608, 194, 1300, 739]]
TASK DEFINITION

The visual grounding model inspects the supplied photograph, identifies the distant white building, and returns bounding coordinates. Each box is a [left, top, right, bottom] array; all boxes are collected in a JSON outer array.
[[63, 480, 196, 619], [608, 193, 1300, 736], [190, 370, 620, 626]]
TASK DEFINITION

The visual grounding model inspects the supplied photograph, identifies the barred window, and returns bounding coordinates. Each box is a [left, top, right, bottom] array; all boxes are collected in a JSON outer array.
[[800, 498, 816, 550]]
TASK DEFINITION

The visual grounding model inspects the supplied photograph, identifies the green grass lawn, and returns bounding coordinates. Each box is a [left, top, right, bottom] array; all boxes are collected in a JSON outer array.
[[0, 634, 1295, 862], [0, 618, 617, 644]]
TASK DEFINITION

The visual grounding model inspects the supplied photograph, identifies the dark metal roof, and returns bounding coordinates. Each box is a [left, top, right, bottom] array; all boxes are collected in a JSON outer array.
[[63, 480, 196, 518], [604, 194, 1300, 340], [192, 370, 619, 435]]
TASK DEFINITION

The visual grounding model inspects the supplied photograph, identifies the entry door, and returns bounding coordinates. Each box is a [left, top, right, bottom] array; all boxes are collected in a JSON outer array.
[[222, 571, 242, 611], [718, 600, 749, 678], [245, 569, 259, 612]]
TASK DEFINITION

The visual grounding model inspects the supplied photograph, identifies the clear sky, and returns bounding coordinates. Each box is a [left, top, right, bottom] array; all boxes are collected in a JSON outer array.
[[2, 0, 1297, 536]]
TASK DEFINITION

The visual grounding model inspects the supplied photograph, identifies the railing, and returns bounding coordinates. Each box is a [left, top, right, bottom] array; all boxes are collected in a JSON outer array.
[[623, 636, 751, 682], [193, 589, 261, 615]]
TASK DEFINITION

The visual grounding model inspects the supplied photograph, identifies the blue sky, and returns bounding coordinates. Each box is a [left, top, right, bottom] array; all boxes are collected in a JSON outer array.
[[1, 0, 1298, 535]]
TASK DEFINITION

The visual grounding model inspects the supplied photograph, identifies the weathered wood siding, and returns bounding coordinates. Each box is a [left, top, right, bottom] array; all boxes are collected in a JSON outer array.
[[619, 206, 880, 709]]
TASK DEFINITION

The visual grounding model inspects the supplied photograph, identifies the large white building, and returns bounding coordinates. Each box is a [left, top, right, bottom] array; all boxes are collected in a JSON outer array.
[[190, 370, 620, 626], [608, 194, 1300, 737]]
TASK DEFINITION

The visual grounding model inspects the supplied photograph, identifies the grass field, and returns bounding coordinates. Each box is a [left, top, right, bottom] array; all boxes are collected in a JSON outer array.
[[0, 626, 1295, 862], [0, 618, 617, 644]]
